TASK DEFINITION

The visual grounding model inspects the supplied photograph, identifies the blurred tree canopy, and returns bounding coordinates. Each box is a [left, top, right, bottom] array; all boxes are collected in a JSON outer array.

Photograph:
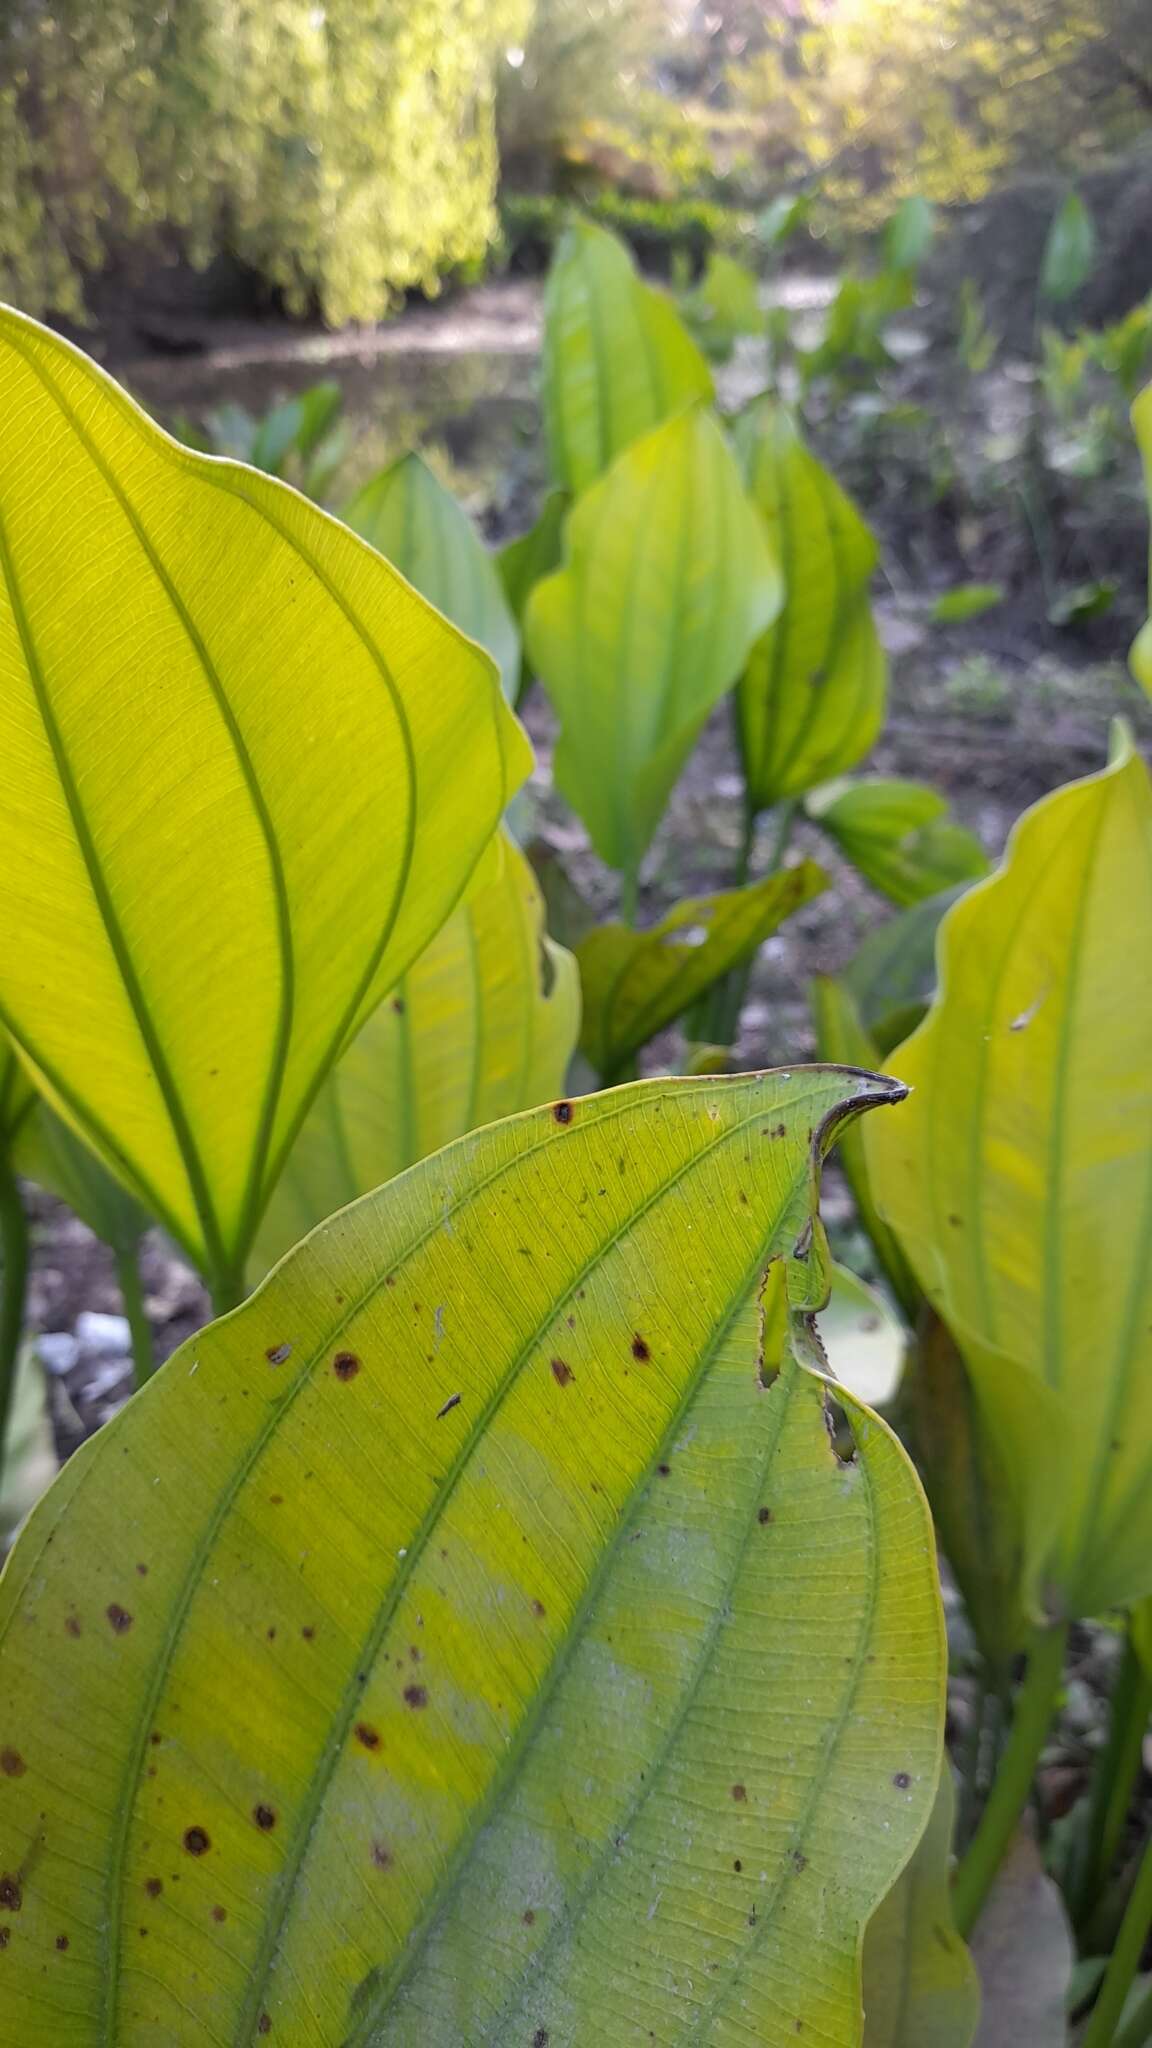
[[0, 0, 529, 323]]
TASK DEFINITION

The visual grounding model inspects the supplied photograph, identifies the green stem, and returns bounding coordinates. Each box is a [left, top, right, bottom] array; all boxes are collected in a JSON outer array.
[[1085, 1828, 1152, 2048], [0, 1157, 29, 1483], [115, 1241, 155, 1390], [953, 1618, 1069, 1936], [1068, 1633, 1152, 1930]]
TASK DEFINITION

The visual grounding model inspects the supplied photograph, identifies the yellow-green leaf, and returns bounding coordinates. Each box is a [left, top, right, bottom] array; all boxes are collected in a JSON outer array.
[[526, 406, 782, 878], [343, 452, 520, 703], [812, 977, 920, 1322], [807, 777, 988, 908], [498, 488, 569, 701], [542, 218, 714, 494], [0, 1068, 944, 2047], [254, 830, 579, 1271], [864, 733, 1152, 1620], [863, 1765, 980, 2046], [578, 860, 826, 1082], [0, 307, 530, 1295], [735, 397, 886, 811], [1132, 385, 1152, 698]]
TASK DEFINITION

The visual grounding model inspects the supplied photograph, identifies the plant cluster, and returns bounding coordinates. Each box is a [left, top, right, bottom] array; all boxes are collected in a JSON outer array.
[[0, 215, 1149, 2044]]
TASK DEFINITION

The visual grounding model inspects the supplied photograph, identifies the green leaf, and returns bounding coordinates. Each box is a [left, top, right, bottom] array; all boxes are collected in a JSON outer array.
[[884, 196, 937, 275], [344, 452, 520, 703], [806, 778, 989, 908], [542, 218, 714, 495], [526, 406, 781, 878], [863, 1765, 979, 2046], [0, 307, 530, 1297], [681, 250, 763, 362], [1131, 384, 1152, 700], [734, 397, 886, 811], [865, 732, 1152, 1620], [1039, 191, 1097, 305], [819, 1261, 907, 1411], [15, 1107, 150, 1257], [757, 192, 810, 249], [811, 977, 921, 1323], [1047, 579, 1117, 628], [931, 584, 1005, 625], [577, 861, 826, 1082], [497, 490, 569, 703], [842, 887, 969, 1055], [0, 1038, 34, 1153], [0, 1068, 944, 2045], [254, 831, 580, 1272]]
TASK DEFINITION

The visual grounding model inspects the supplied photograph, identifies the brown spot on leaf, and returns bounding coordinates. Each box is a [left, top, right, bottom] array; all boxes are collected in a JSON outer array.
[[302, 1626, 315, 1642], [135, 1563, 148, 1577], [0, 1750, 25, 1779], [257, 2018, 272, 2037], [947, 1214, 962, 1229], [106, 1604, 133, 1634], [631, 1335, 650, 1362], [792, 1849, 808, 1873], [391, 997, 405, 1015], [523, 1908, 536, 1925], [144, 1879, 162, 1899], [657, 1464, 670, 1478], [212, 1905, 227, 1922], [265, 1343, 292, 1366], [733, 1859, 742, 1872], [183, 1827, 210, 1857], [550, 1358, 573, 1388], [893, 1771, 911, 1789], [531, 1599, 546, 1620], [371, 1841, 393, 1870], [0, 1878, 21, 1912], [55, 1934, 68, 1951], [552, 1101, 573, 1125], [355, 1724, 381, 1752], [332, 1352, 361, 1382], [253, 1805, 277, 1832], [758, 1507, 772, 1526], [64, 1615, 81, 1638], [403, 1684, 428, 1710], [533, 2032, 549, 2048], [731, 1784, 747, 1803], [0, 1928, 8, 1949]]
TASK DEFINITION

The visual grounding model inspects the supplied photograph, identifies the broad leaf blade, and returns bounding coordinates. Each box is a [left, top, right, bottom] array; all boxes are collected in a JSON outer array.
[[807, 778, 988, 907], [735, 398, 886, 810], [0, 1069, 944, 2046], [864, 733, 1152, 1618], [843, 887, 969, 1055], [0, 307, 530, 1286], [344, 452, 521, 704], [1039, 191, 1097, 306], [255, 831, 580, 1270], [863, 1765, 979, 2046], [578, 860, 826, 1081], [497, 489, 569, 700], [819, 1260, 907, 1410], [542, 218, 713, 494], [526, 406, 781, 875]]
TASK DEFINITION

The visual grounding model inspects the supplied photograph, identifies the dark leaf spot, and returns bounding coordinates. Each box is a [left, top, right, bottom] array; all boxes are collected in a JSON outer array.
[[332, 1352, 361, 1382], [792, 1849, 808, 1872], [212, 1905, 227, 1922], [144, 1879, 162, 1898], [403, 1684, 428, 1710], [64, 1616, 81, 1638], [183, 1827, 210, 1857], [302, 1625, 315, 1641], [266, 1627, 277, 1642], [758, 1507, 772, 1526], [135, 1563, 148, 1577], [371, 1841, 393, 1870], [657, 1464, 670, 1478], [253, 1805, 277, 1831], [771, 1123, 786, 1139], [731, 1784, 747, 1803], [893, 1771, 911, 1789], [530, 1598, 546, 1620], [0, 1750, 25, 1779], [733, 1859, 742, 1872], [947, 1214, 962, 1229], [391, 997, 405, 1015], [355, 1724, 381, 1752], [55, 1934, 68, 1951], [258, 2018, 272, 2036], [534, 2032, 550, 2047], [523, 1908, 535, 1925], [0, 1928, 8, 1949], [106, 1604, 133, 1634], [435, 1392, 461, 1420], [149, 1731, 162, 1746], [552, 1101, 573, 1125], [265, 1343, 292, 1366], [0, 1878, 21, 1912], [550, 1358, 573, 1388], [631, 1335, 650, 1362]]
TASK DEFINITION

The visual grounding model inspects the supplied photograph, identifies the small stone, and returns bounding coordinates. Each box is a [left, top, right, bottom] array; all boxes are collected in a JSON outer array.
[[75, 1312, 132, 1361], [37, 1332, 80, 1377], [83, 1361, 132, 1403]]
